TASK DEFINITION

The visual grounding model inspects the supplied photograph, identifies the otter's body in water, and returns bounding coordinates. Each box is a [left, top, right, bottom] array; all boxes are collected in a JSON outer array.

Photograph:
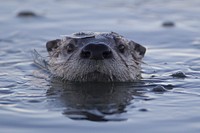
[[46, 32, 146, 82]]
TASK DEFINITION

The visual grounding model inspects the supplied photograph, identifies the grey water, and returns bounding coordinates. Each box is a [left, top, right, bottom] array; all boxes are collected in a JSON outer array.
[[0, 0, 200, 133]]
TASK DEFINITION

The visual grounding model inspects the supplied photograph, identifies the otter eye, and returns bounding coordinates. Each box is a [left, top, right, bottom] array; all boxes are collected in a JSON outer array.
[[118, 44, 125, 53], [65, 43, 75, 53]]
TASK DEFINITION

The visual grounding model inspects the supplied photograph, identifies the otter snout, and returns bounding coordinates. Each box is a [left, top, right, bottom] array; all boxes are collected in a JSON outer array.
[[80, 44, 113, 60]]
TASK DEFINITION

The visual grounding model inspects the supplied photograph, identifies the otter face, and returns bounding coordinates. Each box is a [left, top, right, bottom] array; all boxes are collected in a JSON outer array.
[[46, 32, 146, 82]]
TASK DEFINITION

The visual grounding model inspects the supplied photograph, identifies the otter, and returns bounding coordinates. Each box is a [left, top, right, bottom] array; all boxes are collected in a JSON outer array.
[[45, 32, 146, 82]]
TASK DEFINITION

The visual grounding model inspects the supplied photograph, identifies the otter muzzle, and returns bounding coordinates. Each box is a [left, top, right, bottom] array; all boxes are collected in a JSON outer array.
[[80, 43, 113, 60]]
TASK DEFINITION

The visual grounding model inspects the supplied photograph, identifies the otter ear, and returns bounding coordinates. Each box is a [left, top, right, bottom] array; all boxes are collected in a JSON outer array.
[[129, 41, 146, 59], [134, 43, 146, 58], [46, 39, 61, 52]]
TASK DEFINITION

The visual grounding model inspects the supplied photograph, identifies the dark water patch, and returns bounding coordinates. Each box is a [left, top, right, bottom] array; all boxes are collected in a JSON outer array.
[[5, 49, 21, 54], [0, 88, 14, 95], [0, 100, 17, 106], [0, 83, 16, 88], [0, 38, 13, 43], [152, 85, 168, 93], [138, 108, 148, 112], [17, 11, 40, 18], [171, 71, 187, 78], [27, 99, 44, 103], [162, 21, 175, 28]]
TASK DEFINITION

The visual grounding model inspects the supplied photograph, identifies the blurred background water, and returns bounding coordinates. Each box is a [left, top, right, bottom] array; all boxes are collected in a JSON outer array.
[[0, 0, 200, 133]]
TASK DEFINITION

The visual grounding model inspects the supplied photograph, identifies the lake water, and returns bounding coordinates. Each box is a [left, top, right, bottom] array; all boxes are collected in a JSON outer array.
[[0, 0, 200, 133]]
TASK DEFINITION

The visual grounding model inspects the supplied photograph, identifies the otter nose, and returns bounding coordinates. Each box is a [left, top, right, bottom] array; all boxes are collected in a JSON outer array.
[[80, 44, 113, 60]]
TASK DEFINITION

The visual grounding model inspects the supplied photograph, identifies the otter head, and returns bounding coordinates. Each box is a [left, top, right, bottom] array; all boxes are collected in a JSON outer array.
[[46, 32, 146, 82]]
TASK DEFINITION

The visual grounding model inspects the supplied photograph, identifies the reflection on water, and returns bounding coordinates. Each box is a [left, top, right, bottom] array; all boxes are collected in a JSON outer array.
[[47, 79, 146, 121]]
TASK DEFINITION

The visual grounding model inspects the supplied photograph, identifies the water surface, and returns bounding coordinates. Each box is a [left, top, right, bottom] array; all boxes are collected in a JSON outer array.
[[0, 0, 200, 133]]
